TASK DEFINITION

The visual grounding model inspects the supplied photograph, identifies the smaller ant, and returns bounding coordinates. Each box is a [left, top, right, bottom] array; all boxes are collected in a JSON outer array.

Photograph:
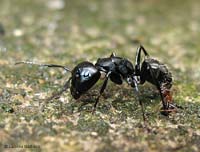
[[16, 45, 178, 121]]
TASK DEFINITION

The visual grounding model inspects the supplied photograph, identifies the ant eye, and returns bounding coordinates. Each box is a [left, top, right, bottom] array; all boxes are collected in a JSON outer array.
[[83, 71, 91, 77]]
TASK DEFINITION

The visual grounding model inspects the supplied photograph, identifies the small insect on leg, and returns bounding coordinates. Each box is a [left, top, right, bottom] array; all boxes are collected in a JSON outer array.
[[92, 72, 111, 114], [147, 66, 173, 116], [159, 84, 178, 115]]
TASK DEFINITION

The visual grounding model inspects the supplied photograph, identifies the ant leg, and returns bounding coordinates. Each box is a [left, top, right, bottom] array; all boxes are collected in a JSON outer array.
[[132, 77, 153, 132], [110, 52, 116, 57], [46, 77, 72, 101], [159, 84, 179, 115], [93, 72, 111, 113], [135, 45, 150, 75], [16, 61, 72, 112], [147, 66, 173, 115], [39, 77, 72, 112], [132, 77, 146, 122], [133, 45, 150, 121]]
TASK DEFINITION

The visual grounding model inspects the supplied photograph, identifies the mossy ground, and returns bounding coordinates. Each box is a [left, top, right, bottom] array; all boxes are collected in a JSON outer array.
[[0, 0, 200, 151]]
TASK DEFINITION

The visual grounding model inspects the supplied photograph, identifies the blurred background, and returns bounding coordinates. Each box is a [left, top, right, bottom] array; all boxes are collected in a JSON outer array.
[[0, 0, 200, 151]]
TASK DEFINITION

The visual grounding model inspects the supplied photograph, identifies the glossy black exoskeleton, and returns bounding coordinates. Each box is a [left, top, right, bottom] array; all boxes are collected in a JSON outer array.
[[15, 45, 178, 120], [93, 46, 176, 118], [70, 61, 101, 99]]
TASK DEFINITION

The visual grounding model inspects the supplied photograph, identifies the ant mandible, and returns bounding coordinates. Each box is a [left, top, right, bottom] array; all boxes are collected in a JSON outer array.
[[16, 45, 178, 121]]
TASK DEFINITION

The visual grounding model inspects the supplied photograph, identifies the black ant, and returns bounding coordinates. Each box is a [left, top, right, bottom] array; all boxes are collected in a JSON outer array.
[[16, 45, 178, 121]]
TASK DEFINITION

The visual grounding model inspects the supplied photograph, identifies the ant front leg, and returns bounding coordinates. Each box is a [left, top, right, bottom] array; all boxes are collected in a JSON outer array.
[[39, 77, 72, 112], [92, 72, 111, 114], [46, 77, 72, 101], [131, 77, 146, 122]]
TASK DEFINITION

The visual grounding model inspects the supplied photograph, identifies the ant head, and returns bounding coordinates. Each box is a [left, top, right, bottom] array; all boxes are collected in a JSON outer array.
[[70, 61, 101, 99]]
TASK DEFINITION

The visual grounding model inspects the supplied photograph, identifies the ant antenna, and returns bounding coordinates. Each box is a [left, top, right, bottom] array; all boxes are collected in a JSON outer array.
[[15, 61, 71, 72]]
